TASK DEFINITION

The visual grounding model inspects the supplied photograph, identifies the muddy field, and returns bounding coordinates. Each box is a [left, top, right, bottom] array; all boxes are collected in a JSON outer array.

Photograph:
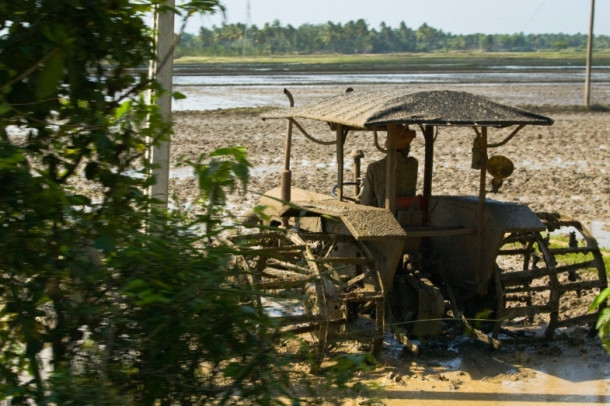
[[170, 84, 610, 404]]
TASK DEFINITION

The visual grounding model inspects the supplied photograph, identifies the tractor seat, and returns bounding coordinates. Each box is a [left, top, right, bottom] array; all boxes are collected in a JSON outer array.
[[396, 195, 424, 227], [397, 195, 423, 210]]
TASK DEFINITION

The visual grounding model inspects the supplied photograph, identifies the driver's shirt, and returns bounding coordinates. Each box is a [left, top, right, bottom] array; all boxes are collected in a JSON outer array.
[[360, 152, 418, 208]]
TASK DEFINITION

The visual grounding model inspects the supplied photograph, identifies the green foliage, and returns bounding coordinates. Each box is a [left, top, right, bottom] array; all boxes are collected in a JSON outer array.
[[590, 288, 610, 354], [173, 51, 610, 78], [1, 1, 366, 404], [177, 19, 610, 57], [190, 147, 251, 209], [0, 2, 369, 404]]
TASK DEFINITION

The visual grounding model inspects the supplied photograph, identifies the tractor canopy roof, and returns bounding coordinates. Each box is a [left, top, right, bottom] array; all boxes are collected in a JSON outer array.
[[262, 89, 554, 129]]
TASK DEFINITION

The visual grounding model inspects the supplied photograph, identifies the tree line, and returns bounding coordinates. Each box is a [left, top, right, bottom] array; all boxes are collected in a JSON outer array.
[[176, 19, 610, 57]]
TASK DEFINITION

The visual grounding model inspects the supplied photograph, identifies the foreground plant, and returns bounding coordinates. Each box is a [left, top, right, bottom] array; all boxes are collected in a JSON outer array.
[[590, 288, 610, 353], [0, 1, 369, 404]]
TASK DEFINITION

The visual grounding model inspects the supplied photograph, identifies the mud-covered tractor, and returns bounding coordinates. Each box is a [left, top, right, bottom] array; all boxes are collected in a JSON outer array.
[[231, 88, 607, 359]]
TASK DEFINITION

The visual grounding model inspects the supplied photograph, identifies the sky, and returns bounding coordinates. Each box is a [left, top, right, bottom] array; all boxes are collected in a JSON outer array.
[[182, 0, 609, 36]]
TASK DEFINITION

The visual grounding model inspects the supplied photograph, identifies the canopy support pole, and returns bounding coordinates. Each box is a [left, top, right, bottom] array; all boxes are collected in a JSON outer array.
[[475, 127, 488, 285], [281, 89, 294, 204], [336, 125, 345, 201], [385, 141, 397, 213], [422, 125, 435, 224]]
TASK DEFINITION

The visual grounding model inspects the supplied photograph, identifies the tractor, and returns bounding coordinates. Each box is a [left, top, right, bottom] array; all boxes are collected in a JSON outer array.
[[229, 88, 607, 360]]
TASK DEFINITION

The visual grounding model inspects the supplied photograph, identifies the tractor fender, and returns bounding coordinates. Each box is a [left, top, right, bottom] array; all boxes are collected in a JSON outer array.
[[427, 195, 546, 293], [259, 186, 406, 291]]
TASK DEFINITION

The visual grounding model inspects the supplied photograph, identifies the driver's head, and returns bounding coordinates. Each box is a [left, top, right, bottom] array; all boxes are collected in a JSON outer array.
[[385, 124, 416, 150]]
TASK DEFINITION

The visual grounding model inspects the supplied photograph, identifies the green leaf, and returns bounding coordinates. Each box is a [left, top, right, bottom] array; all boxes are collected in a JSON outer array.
[[93, 235, 116, 254], [223, 362, 243, 378], [35, 50, 64, 99], [172, 91, 187, 100], [595, 308, 610, 329], [67, 194, 91, 206], [114, 100, 132, 120], [589, 288, 610, 312], [124, 279, 147, 291], [0, 103, 11, 116]]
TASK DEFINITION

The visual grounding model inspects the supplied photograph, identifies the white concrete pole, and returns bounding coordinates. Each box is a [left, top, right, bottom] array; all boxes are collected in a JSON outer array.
[[584, 0, 595, 107], [149, 0, 175, 208]]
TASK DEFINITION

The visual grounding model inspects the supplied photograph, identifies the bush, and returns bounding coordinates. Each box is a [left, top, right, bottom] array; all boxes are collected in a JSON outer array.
[[0, 2, 369, 404], [0, 2, 285, 404]]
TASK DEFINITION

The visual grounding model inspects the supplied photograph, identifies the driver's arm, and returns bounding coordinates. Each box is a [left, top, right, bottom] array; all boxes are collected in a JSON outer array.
[[360, 167, 376, 206]]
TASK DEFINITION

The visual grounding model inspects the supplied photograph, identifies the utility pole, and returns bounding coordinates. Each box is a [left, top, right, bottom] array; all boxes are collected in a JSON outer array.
[[148, 0, 175, 208], [243, 0, 251, 57], [584, 0, 595, 107]]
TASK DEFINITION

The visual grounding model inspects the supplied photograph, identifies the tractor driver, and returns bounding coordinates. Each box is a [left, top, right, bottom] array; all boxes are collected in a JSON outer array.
[[360, 124, 418, 208]]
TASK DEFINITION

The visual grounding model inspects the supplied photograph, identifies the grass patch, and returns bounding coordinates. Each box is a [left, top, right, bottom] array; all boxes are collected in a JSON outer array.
[[547, 234, 610, 278], [174, 51, 610, 74]]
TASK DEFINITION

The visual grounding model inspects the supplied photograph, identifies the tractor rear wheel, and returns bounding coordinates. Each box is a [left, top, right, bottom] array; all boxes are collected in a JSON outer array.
[[494, 231, 560, 339], [494, 213, 607, 339], [537, 213, 608, 330]]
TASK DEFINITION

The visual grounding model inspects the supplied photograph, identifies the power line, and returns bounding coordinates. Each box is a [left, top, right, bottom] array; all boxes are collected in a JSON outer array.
[[520, 0, 549, 33]]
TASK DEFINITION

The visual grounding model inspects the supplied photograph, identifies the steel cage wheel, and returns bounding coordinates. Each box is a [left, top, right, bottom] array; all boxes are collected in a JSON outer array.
[[494, 231, 560, 339], [227, 225, 387, 367]]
